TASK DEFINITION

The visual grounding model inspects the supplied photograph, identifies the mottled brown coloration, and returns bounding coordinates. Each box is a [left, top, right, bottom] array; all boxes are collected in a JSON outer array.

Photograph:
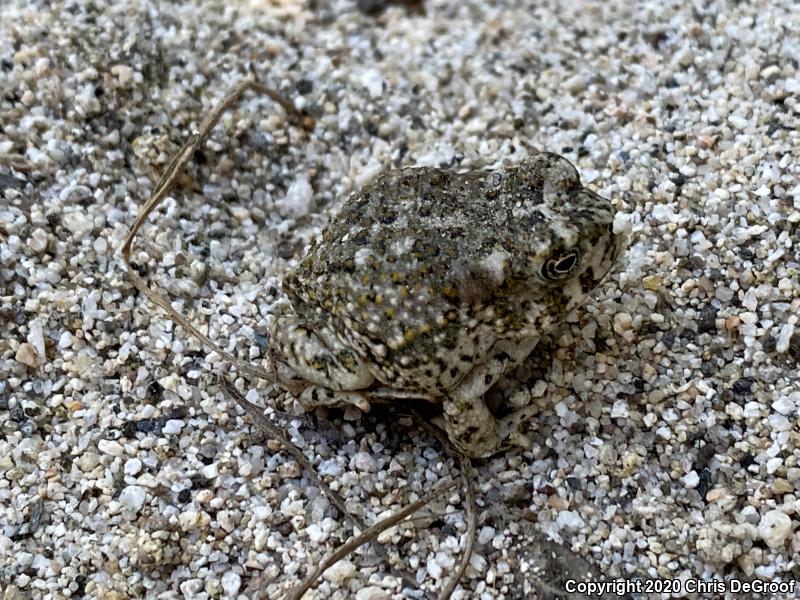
[[270, 153, 624, 457]]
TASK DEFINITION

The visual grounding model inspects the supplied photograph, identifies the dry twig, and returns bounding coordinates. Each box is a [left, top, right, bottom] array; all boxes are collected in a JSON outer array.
[[283, 479, 458, 600], [121, 77, 312, 381], [122, 77, 441, 598], [220, 380, 430, 597], [414, 413, 479, 600]]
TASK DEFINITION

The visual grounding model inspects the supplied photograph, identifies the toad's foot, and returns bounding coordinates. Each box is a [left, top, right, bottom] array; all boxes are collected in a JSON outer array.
[[297, 386, 372, 412], [439, 399, 539, 458]]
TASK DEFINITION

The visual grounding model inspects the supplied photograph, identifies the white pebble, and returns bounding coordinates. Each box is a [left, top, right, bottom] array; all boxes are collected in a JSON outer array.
[[278, 175, 313, 218], [556, 510, 585, 530], [739, 506, 760, 525], [306, 523, 326, 544], [179, 579, 203, 596], [58, 331, 73, 349], [772, 392, 800, 416], [353, 451, 376, 472], [162, 419, 184, 435], [426, 556, 443, 579], [356, 587, 389, 600], [435, 550, 455, 570], [610, 399, 629, 419], [729, 114, 750, 130], [769, 411, 793, 431], [776, 322, 795, 354], [318, 459, 344, 477], [651, 204, 680, 223], [62, 211, 94, 235], [118, 485, 146, 513], [613, 312, 633, 333], [772, 395, 796, 416], [682, 471, 700, 488], [716, 287, 734, 302], [201, 463, 218, 479], [79, 452, 99, 471], [478, 526, 496, 545], [743, 402, 762, 418], [766, 457, 783, 474], [322, 559, 356, 584], [124, 458, 142, 476], [359, 68, 384, 98], [93, 236, 108, 255], [739, 312, 757, 325], [27, 228, 48, 253], [98, 439, 124, 456], [221, 571, 241, 597], [354, 156, 384, 188], [757, 510, 794, 548], [742, 288, 758, 311]]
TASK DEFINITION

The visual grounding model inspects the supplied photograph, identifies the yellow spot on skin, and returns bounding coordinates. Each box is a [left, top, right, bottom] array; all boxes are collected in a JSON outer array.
[[361, 275, 371, 285], [374, 294, 383, 304], [404, 329, 415, 342], [391, 271, 405, 282], [384, 307, 396, 319], [399, 287, 410, 298], [418, 323, 432, 334]]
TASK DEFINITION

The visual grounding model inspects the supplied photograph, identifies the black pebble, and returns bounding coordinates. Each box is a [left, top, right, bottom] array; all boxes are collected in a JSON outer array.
[[697, 305, 717, 333], [732, 377, 755, 396]]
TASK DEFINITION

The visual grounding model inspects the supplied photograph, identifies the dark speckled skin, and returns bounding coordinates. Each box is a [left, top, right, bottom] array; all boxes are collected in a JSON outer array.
[[270, 153, 623, 457]]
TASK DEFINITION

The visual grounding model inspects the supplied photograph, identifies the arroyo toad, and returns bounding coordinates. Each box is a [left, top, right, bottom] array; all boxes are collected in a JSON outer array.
[[268, 153, 624, 457]]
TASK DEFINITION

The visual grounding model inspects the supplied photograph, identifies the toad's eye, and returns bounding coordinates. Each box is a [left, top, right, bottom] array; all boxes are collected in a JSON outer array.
[[542, 251, 579, 280]]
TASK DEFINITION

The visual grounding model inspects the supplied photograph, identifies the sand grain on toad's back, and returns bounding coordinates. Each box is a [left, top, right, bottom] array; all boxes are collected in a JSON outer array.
[[1, 0, 799, 598]]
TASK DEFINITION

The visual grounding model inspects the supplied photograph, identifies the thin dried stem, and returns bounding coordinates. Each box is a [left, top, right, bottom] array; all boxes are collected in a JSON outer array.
[[438, 454, 477, 600], [124, 77, 436, 600], [221, 380, 431, 599], [283, 479, 458, 600], [414, 412, 479, 600], [121, 77, 312, 381], [221, 379, 353, 517]]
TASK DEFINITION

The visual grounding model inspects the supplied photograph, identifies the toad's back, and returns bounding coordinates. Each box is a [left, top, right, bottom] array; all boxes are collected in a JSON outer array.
[[282, 156, 620, 394]]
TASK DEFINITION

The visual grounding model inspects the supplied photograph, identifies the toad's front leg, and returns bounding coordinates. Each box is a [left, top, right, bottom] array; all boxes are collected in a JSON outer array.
[[443, 337, 540, 458]]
